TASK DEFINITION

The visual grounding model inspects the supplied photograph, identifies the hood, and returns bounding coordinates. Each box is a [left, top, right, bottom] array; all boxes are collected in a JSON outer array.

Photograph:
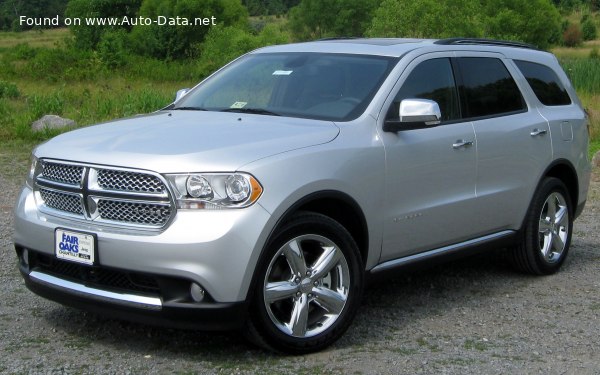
[[35, 111, 340, 173]]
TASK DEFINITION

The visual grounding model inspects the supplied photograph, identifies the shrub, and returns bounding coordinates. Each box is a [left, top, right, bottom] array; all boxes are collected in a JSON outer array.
[[66, 0, 143, 50], [129, 0, 248, 59], [582, 19, 597, 41], [563, 24, 583, 47], [196, 24, 290, 78], [97, 29, 129, 69]]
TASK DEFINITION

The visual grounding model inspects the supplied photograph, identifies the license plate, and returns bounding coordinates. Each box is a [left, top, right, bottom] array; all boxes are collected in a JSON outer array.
[[55, 229, 96, 266]]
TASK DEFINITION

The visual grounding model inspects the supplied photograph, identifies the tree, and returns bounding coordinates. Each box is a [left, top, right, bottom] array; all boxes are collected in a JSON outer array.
[[288, 0, 381, 40], [480, 0, 561, 49], [65, 0, 142, 49], [367, 0, 561, 49], [0, 0, 68, 31], [367, 0, 482, 39], [129, 0, 248, 59]]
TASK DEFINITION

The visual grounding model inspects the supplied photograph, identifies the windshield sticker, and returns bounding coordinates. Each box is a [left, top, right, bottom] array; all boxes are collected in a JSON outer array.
[[272, 70, 293, 76], [230, 101, 247, 109]]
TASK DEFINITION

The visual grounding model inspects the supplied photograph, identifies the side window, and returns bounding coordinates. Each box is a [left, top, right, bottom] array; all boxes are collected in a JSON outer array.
[[387, 58, 460, 122], [514, 60, 572, 106], [457, 57, 526, 118]]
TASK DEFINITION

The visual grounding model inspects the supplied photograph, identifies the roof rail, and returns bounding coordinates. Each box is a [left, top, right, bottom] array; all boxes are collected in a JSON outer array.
[[435, 38, 537, 50], [317, 37, 361, 41]]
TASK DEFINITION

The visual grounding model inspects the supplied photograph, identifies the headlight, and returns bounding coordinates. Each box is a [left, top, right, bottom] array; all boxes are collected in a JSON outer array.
[[26, 155, 39, 188], [165, 172, 262, 209]]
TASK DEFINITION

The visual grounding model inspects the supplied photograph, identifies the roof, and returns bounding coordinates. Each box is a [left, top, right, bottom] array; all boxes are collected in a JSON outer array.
[[252, 38, 541, 58]]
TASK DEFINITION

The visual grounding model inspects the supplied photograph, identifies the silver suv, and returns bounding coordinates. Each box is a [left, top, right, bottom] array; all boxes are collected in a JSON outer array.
[[14, 38, 591, 353]]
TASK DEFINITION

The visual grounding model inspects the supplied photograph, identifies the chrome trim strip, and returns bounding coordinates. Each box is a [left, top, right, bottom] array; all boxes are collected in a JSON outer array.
[[371, 230, 515, 273], [88, 168, 169, 198], [30, 271, 162, 307]]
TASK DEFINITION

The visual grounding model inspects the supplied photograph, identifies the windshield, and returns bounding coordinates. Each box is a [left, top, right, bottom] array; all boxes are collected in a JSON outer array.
[[174, 52, 397, 121]]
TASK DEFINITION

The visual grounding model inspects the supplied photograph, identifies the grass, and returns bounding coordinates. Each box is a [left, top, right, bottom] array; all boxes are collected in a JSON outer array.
[[0, 28, 71, 49], [590, 139, 600, 160], [560, 57, 600, 95], [551, 40, 600, 59]]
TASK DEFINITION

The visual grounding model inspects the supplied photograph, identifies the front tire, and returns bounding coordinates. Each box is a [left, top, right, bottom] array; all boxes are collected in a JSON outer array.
[[510, 177, 573, 275], [246, 212, 364, 354]]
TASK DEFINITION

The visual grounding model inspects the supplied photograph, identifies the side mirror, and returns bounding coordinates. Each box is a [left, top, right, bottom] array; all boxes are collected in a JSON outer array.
[[383, 99, 442, 132], [174, 88, 190, 102]]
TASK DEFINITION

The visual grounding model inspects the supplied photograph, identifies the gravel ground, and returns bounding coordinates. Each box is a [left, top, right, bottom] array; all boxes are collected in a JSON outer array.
[[1, 144, 599, 374]]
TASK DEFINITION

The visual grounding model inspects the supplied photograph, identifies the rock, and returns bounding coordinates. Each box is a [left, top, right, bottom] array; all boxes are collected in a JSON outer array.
[[31, 115, 75, 132], [593, 151, 600, 168]]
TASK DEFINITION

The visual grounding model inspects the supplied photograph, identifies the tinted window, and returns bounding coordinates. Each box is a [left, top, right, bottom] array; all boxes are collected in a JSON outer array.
[[388, 58, 460, 122], [457, 57, 526, 118], [515, 60, 571, 106]]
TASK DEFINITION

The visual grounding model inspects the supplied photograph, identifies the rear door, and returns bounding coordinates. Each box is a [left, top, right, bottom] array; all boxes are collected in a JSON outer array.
[[454, 54, 552, 232]]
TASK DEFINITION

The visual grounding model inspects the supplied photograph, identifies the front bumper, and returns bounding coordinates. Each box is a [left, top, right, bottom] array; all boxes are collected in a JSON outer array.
[[18, 260, 247, 330], [14, 185, 272, 328]]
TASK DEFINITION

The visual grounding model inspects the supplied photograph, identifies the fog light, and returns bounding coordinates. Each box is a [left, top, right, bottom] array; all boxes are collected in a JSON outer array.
[[190, 283, 205, 302], [22, 248, 29, 266]]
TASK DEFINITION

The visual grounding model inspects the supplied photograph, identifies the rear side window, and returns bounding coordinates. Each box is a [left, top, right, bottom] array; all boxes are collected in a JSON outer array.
[[457, 57, 526, 119], [515, 60, 572, 106]]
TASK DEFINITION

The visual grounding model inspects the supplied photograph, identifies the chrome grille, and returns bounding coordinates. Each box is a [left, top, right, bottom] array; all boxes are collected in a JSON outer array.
[[97, 169, 165, 194], [97, 200, 171, 226], [39, 188, 84, 215], [34, 160, 173, 229], [42, 162, 84, 185]]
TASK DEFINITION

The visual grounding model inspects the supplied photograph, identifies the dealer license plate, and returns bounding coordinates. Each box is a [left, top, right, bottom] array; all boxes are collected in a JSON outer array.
[[55, 229, 96, 266]]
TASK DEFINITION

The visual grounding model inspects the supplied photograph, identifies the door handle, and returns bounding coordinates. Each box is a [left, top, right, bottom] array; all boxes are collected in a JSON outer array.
[[452, 140, 473, 149], [530, 128, 548, 137]]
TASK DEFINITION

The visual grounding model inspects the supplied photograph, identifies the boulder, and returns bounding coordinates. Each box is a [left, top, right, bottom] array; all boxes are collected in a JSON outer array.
[[31, 115, 75, 132]]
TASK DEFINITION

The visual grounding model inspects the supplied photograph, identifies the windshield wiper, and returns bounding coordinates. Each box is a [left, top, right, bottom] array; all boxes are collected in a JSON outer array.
[[172, 106, 208, 111], [220, 108, 280, 116]]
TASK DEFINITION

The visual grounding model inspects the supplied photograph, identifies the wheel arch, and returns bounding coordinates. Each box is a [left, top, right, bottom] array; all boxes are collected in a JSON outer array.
[[244, 190, 370, 304], [271, 190, 369, 266], [542, 159, 579, 212], [520, 159, 580, 232]]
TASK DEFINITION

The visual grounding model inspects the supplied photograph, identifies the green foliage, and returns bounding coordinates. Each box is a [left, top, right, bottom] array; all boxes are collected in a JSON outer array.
[[27, 92, 66, 117], [129, 0, 248, 59], [563, 23, 583, 46], [0, 81, 20, 98], [367, 0, 482, 39], [480, 0, 562, 48], [0, 0, 68, 31], [21, 46, 101, 81], [561, 58, 600, 94], [289, 0, 381, 40], [243, 0, 300, 16], [367, 0, 560, 49], [581, 19, 597, 40], [97, 29, 128, 68], [65, 0, 142, 49], [197, 24, 290, 77], [591, 47, 600, 59]]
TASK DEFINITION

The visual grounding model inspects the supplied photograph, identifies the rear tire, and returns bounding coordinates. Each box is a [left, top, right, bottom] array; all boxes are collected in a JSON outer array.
[[245, 211, 363, 354], [510, 177, 573, 275]]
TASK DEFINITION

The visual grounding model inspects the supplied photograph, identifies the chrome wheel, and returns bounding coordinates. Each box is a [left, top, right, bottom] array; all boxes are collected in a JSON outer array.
[[538, 191, 569, 263], [263, 234, 350, 338]]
